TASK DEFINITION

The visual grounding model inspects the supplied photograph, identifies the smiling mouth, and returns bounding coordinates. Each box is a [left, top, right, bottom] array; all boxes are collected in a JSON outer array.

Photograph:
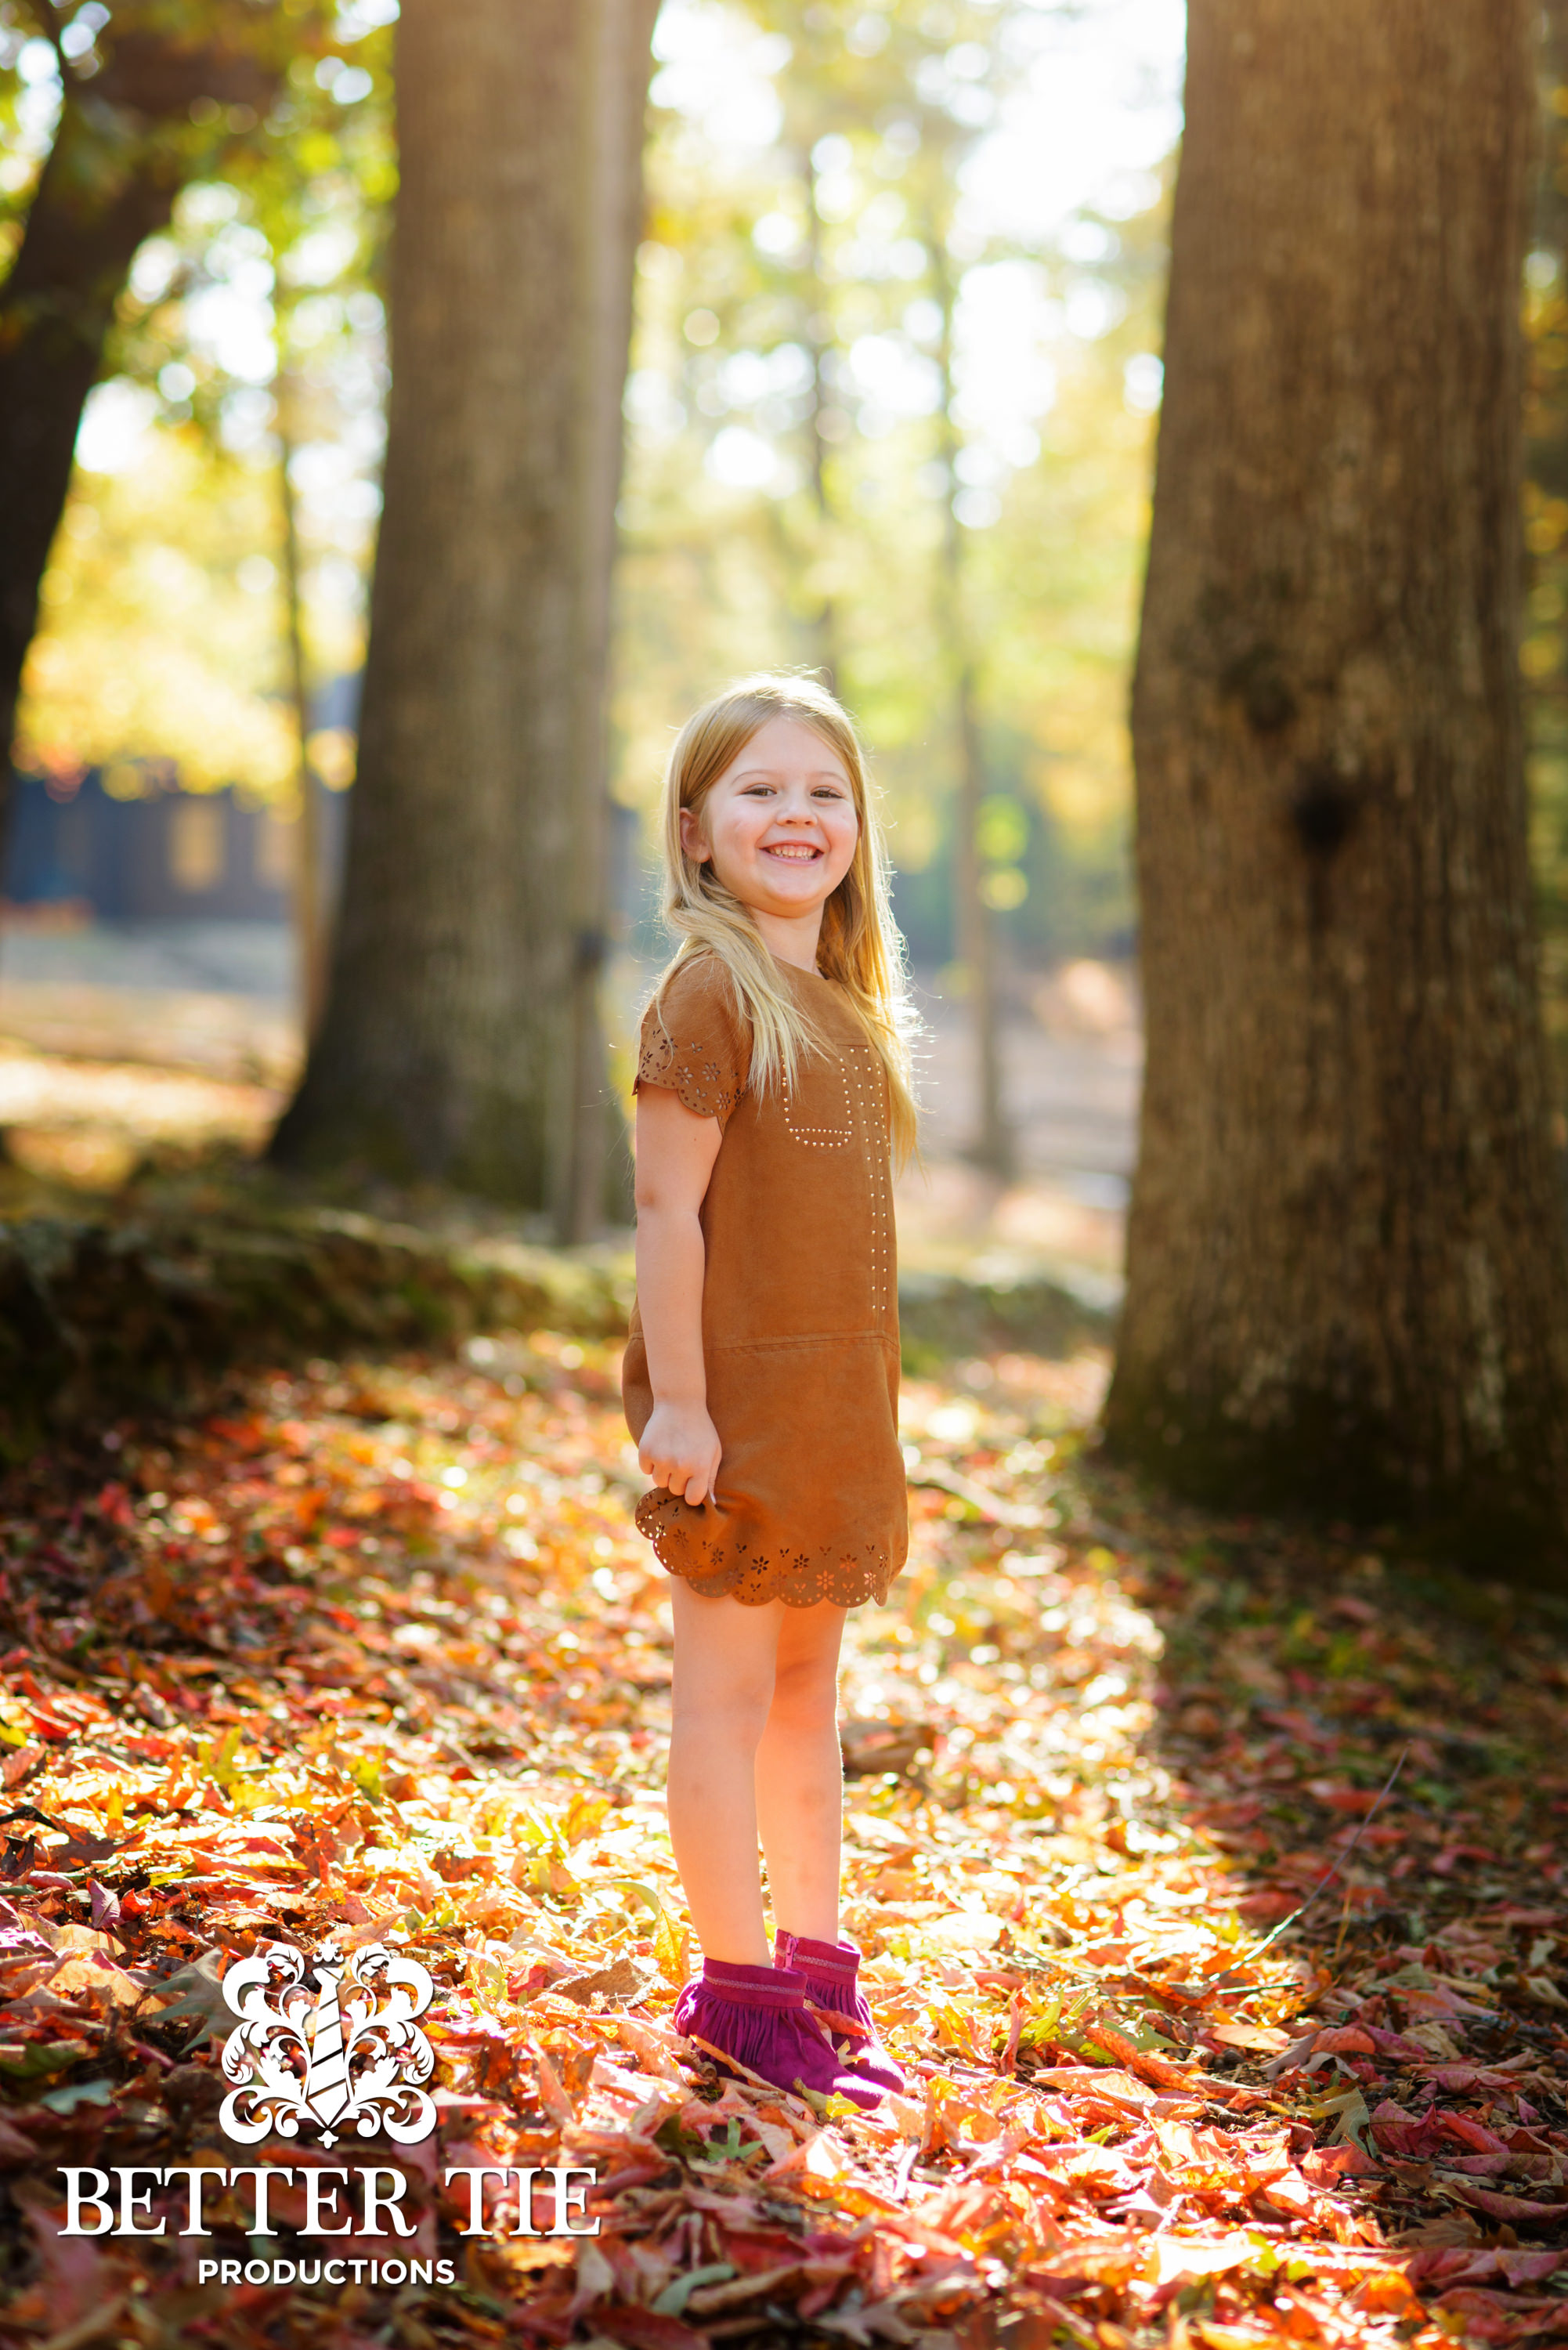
[[762, 843, 822, 861]]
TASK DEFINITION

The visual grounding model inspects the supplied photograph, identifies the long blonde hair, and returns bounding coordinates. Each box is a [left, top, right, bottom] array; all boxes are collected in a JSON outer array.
[[650, 672, 918, 1165]]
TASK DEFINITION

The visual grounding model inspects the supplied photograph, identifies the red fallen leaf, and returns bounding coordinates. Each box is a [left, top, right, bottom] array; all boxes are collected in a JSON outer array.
[[1255, 2167, 1314, 2218], [594, 2304, 708, 2350], [1419, 2287, 1545, 2341], [1306, 1781, 1385, 1814], [1403, 2251, 1487, 2286], [1371, 2099, 1447, 2157], [1207, 2022, 1291, 2052], [1423, 2063, 1541, 2093], [23, 2200, 119, 2327], [587, 2163, 670, 2199], [1440, 2178, 1568, 2225], [1362, 2024, 1433, 2060], [1441, 2114, 1512, 2156], [92, 1484, 136, 1528], [1313, 2026, 1375, 2055], [720, 2231, 817, 2274], [796, 2274, 853, 2324], [1405, 2250, 1568, 2288]]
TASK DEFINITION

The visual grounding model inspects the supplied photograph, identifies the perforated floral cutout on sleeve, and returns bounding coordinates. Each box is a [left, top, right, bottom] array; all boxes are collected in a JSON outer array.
[[634, 957, 750, 1129]]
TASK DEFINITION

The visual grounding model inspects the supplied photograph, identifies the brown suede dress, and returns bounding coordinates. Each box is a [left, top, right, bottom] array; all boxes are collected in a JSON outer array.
[[622, 953, 908, 1608]]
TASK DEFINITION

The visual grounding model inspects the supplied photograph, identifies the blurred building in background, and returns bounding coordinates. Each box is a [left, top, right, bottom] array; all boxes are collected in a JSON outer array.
[[3, 762, 648, 943], [2, 769, 349, 926]]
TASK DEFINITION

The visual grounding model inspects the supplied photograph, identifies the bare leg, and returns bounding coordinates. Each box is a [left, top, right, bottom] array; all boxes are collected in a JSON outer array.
[[754, 1601, 847, 1946], [666, 1582, 782, 1965]]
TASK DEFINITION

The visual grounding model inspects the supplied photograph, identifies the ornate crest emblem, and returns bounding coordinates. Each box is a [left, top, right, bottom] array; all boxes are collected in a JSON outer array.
[[218, 1939, 437, 2147]]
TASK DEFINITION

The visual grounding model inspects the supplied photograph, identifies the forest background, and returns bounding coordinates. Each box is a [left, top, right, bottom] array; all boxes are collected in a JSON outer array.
[[0, 0, 1176, 1027], [17, 0, 1568, 1123]]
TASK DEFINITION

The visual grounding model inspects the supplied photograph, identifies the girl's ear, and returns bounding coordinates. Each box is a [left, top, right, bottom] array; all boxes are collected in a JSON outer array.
[[678, 805, 711, 864]]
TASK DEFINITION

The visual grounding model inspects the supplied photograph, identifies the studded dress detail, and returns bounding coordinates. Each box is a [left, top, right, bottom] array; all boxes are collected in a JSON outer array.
[[622, 953, 908, 1608]]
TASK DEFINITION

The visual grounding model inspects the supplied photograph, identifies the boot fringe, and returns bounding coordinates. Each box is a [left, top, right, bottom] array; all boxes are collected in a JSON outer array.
[[674, 1964, 882, 2108], [775, 1931, 906, 2092]]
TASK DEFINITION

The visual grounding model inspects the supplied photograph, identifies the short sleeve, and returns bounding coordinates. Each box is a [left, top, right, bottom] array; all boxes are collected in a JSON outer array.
[[635, 959, 750, 1130]]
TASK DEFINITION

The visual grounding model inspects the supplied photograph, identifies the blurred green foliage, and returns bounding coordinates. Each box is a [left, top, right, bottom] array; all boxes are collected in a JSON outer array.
[[2, 0, 392, 790], [9, 0, 1165, 971], [615, 0, 1168, 968], [17, 0, 1568, 1010]]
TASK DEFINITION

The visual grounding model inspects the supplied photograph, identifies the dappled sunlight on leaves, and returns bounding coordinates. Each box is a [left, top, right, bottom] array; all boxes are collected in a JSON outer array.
[[0, 1336, 1561, 2345]]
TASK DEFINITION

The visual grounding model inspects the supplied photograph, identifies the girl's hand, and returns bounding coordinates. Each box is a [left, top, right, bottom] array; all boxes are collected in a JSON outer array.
[[639, 1401, 722, 1506]]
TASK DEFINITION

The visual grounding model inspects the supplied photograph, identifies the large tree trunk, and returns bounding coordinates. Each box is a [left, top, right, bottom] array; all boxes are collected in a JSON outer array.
[[0, 15, 277, 817], [1104, 0, 1568, 1580], [272, 0, 658, 1219]]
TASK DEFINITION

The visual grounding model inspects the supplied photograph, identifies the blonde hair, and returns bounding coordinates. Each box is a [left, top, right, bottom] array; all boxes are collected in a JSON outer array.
[[650, 672, 918, 1166]]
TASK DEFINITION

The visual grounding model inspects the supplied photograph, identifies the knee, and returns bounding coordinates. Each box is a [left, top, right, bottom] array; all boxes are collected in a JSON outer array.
[[768, 1650, 841, 1737], [673, 1672, 773, 1752]]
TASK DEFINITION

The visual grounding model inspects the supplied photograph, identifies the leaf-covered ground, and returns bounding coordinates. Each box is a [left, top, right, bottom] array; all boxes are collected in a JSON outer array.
[[0, 1329, 1564, 2349]]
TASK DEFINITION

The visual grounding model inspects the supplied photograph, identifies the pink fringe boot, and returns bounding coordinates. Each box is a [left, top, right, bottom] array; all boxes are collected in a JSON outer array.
[[773, 1931, 906, 2093], [674, 1958, 882, 2108]]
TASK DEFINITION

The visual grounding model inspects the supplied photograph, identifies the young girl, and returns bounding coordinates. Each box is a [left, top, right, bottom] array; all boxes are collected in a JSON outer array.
[[623, 673, 918, 2106]]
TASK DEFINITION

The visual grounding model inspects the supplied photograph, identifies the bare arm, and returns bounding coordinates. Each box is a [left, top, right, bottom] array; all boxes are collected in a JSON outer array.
[[634, 1084, 725, 1504]]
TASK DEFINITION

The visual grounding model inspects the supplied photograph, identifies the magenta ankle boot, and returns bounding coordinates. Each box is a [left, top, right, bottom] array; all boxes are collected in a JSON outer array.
[[774, 1931, 905, 2093], [674, 1958, 882, 2109]]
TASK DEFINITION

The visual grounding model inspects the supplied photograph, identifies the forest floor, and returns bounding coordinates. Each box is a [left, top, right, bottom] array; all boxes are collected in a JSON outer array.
[[0, 1321, 1563, 2350]]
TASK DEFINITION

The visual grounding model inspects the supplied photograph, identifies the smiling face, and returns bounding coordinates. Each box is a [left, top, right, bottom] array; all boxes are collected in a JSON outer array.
[[680, 715, 861, 949]]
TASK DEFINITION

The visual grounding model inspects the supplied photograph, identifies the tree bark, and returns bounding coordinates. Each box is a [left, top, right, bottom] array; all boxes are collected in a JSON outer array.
[[1105, 0, 1568, 1579], [0, 15, 277, 818], [272, 0, 658, 1217]]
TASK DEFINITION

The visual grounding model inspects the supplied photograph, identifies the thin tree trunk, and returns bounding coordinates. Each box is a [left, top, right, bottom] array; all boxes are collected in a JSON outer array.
[[276, 371, 327, 1041], [562, 0, 661, 1242], [272, 0, 658, 1210], [1105, 0, 1568, 1580], [932, 241, 1010, 1177], [801, 150, 840, 693], [0, 20, 276, 822], [952, 648, 1008, 1174]]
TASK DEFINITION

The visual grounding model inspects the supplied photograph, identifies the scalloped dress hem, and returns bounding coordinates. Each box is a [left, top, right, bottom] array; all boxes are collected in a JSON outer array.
[[632, 1491, 900, 1611]]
